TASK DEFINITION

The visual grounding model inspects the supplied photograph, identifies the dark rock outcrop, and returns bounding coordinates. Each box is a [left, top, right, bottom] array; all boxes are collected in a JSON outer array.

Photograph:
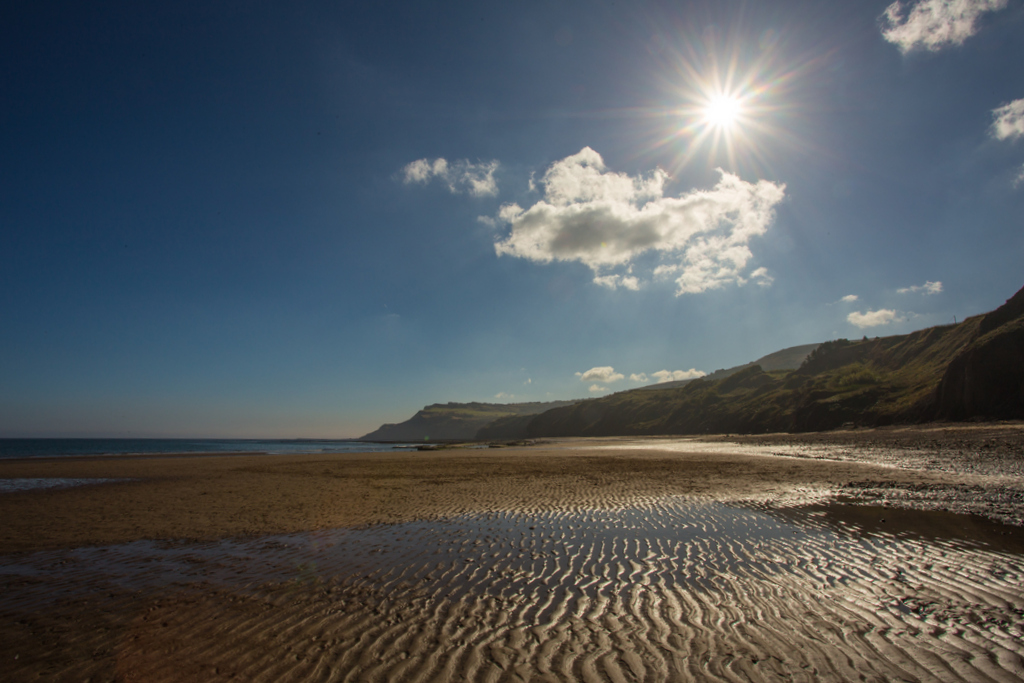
[[935, 286, 1024, 420]]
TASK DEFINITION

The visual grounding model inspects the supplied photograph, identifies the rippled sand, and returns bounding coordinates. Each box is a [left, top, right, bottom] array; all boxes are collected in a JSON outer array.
[[4, 497, 1024, 682], [3, 429, 1024, 681]]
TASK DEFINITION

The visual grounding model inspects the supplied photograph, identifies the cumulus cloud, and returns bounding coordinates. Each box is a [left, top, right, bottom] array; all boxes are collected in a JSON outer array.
[[880, 0, 1007, 53], [840, 294, 859, 303], [494, 392, 514, 400], [898, 280, 943, 295], [576, 366, 625, 383], [652, 369, 707, 383], [992, 98, 1024, 141], [491, 148, 785, 296], [848, 309, 906, 328], [589, 384, 607, 393], [1016, 164, 1024, 188], [402, 157, 500, 197], [629, 373, 649, 382]]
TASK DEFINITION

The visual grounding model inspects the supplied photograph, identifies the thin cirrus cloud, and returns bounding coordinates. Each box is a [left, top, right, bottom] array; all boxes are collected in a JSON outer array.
[[848, 309, 906, 328], [898, 280, 943, 295], [652, 369, 707, 383], [880, 0, 1007, 53], [402, 158, 500, 197], [992, 98, 1024, 142], [593, 274, 640, 291], [576, 366, 625, 383], [490, 147, 785, 296]]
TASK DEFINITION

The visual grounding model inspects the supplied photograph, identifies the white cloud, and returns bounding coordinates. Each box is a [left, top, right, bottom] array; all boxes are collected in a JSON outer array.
[[748, 267, 774, 287], [1016, 164, 1024, 188], [593, 274, 641, 290], [992, 98, 1024, 142], [494, 392, 514, 400], [629, 373, 649, 382], [589, 384, 607, 393], [848, 309, 906, 328], [576, 366, 625, 383], [652, 369, 707, 383], [402, 157, 500, 197], [524, 378, 532, 385], [492, 148, 785, 296], [898, 280, 943, 295], [880, 0, 1007, 53], [840, 294, 859, 303]]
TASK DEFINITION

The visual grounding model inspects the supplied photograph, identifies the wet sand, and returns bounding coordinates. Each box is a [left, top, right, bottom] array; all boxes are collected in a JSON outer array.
[[2, 425, 1024, 681]]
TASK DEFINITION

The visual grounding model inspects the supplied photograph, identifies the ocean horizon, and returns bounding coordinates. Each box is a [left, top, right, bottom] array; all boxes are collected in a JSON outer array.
[[0, 438, 418, 460]]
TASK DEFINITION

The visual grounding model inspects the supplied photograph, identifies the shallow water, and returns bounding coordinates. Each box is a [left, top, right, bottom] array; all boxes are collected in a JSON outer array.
[[0, 477, 124, 493], [3, 498, 1024, 682], [0, 438, 416, 459], [774, 501, 1024, 554]]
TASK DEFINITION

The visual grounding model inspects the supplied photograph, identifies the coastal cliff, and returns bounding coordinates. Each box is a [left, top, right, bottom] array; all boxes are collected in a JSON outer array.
[[935, 285, 1024, 420], [364, 284, 1024, 441], [496, 285, 1023, 438], [359, 400, 579, 442]]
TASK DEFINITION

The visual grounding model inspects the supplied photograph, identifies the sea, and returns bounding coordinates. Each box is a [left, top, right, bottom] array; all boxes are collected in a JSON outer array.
[[0, 438, 418, 460]]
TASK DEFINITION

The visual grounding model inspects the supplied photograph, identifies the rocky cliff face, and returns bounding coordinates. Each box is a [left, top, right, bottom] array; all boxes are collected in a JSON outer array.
[[935, 286, 1024, 420], [360, 400, 579, 442]]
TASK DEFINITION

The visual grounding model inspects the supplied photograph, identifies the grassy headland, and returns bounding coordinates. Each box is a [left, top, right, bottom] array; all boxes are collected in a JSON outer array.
[[369, 284, 1024, 441]]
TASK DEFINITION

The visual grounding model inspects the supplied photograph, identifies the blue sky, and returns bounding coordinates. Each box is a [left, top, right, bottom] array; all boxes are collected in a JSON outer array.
[[2, 0, 1022, 438]]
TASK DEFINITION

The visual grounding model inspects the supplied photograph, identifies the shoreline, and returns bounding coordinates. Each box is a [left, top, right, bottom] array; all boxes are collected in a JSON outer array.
[[2, 424, 1023, 553]]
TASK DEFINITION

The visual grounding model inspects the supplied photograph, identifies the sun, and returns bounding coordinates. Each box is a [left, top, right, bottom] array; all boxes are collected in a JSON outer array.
[[703, 94, 742, 129], [663, 85, 757, 170], [641, 37, 816, 176]]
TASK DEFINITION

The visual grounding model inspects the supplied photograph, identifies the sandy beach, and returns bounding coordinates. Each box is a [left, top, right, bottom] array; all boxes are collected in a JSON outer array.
[[3, 425, 1024, 681]]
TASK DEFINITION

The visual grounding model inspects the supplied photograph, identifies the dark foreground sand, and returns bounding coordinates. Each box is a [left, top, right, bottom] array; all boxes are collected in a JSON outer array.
[[2, 425, 1024, 681]]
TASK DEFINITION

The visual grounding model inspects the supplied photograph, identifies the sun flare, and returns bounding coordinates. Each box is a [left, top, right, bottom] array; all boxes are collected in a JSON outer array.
[[703, 94, 742, 129], [652, 46, 806, 175]]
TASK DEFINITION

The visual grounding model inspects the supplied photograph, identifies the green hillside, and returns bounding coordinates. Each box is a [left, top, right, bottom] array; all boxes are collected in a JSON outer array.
[[478, 343, 821, 439], [365, 284, 1023, 442], [634, 343, 821, 392], [479, 284, 1024, 439]]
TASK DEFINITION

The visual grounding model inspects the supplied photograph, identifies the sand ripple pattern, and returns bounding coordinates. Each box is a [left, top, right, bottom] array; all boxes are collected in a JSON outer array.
[[3, 498, 1024, 682]]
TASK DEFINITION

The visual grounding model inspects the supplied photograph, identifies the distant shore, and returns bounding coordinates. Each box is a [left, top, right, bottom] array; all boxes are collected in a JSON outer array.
[[0, 437, 412, 461], [2, 422, 1022, 553]]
